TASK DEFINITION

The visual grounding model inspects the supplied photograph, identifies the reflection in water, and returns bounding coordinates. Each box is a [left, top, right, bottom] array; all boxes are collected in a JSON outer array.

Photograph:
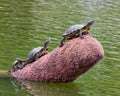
[[11, 77, 84, 96]]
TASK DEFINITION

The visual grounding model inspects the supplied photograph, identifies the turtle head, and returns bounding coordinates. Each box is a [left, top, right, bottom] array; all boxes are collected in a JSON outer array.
[[44, 38, 51, 48], [82, 19, 94, 33], [42, 38, 51, 51], [38, 38, 51, 57], [12, 58, 22, 67]]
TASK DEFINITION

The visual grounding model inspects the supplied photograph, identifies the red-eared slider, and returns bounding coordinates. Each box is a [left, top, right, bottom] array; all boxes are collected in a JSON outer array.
[[59, 20, 94, 47], [20, 38, 51, 69], [11, 58, 23, 72]]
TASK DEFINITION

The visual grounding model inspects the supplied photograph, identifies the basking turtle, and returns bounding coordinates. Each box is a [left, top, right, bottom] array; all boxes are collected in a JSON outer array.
[[59, 20, 94, 47], [20, 38, 51, 69], [11, 58, 23, 72]]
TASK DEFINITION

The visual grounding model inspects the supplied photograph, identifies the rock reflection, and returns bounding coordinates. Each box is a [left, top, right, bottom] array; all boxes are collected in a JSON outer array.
[[10, 77, 83, 96]]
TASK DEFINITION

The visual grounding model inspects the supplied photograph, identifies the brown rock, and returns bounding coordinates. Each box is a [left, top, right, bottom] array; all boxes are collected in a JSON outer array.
[[11, 35, 104, 82]]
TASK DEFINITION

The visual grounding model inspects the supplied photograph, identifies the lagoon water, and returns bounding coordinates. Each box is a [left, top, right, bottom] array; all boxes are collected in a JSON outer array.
[[0, 0, 120, 96]]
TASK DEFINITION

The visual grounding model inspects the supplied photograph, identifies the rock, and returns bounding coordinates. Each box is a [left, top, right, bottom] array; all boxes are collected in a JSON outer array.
[[11, 35, 104, 82]]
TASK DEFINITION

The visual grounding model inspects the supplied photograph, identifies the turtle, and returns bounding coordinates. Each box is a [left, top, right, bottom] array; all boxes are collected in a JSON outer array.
[[20, 38, 51, 69], [59, 20, 94, 47], [11, 58, 23, 72]]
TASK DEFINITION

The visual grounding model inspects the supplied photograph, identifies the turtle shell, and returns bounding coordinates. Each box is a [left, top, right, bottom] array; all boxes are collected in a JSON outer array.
[[12, 60, 19, 66], [12, 58, 22, 65], [63, 24, 85, 36], [27, 47, 43, 59]]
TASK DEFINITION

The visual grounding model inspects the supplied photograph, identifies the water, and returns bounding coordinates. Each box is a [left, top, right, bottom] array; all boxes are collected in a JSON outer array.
[[0, 0, 120, 96]]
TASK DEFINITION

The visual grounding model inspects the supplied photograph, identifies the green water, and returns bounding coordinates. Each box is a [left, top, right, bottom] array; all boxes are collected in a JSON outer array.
[[0, 0, 120, 96]]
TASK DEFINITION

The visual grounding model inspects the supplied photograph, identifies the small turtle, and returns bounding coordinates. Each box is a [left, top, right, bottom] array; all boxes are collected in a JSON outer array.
[[11, 58, 23, 72], [59, 20, 94, 47], [20, 38, 51, 69]]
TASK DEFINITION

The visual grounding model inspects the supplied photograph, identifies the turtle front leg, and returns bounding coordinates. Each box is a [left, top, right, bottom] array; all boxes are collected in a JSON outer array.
[[20, 62, 27, 69], [59, 37, 65, 47], [11, 65, 16, 72], [79, 31, 84, 39], [88, 32, 91, 36], [35, 54, 40, 60]]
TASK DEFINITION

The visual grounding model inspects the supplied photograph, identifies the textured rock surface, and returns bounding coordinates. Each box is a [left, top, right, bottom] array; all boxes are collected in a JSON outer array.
[[11, 35, 104, 82]]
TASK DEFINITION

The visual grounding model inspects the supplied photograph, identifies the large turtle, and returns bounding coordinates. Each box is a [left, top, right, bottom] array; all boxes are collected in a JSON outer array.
[[11, 58, 24, 72], [20, 38, 51, 69], [59, 20, 94, 47]]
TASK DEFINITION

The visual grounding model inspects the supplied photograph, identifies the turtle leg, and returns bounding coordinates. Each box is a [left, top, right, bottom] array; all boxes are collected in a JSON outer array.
[[13, 66, 17, 72], [88, 32, 91, 36], [11, 65, 16, 72], [35, 54, 40, 60], [79, 31, 84, 39], [20, 62, 27, 69], [59, 37, 65, 47], [12, 65, 19, 72]]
